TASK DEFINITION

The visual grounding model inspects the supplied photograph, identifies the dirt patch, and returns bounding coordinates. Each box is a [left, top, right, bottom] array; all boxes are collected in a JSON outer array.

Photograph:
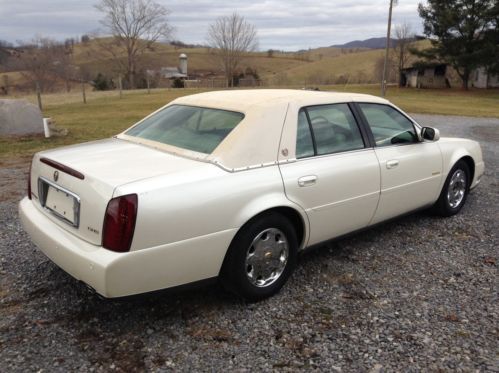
[[0, 158, 30, 202]]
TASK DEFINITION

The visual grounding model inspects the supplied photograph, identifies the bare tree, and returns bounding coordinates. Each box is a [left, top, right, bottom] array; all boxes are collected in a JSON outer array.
[[53, 41, 79, 92], [10, 37, 65, 93], [207, 13, 258, 87], [5, 37, 71, 108], [0, 40, 15, 69], [391, 22, 415, 87], [95, 0, 173, 89], [374, 55, 396, 83]]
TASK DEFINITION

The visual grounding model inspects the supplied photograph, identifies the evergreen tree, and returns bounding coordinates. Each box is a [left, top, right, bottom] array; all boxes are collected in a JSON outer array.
[[417, 0, 499, 89]]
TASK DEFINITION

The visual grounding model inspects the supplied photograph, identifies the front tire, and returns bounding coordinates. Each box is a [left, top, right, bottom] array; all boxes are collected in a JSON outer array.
[[433, 160, 470, 216], [220, 212, 298, 301]]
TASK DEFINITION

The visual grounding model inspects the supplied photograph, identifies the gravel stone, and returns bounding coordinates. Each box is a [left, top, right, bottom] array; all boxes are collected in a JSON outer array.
[[0, 114, 497, 372]]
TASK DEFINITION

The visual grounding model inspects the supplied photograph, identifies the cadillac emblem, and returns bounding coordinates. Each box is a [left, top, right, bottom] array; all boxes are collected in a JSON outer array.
[[53, 171, 59, 182]]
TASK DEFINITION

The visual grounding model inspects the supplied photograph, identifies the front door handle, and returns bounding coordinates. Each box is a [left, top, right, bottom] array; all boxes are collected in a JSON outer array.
[[386, 160, 399, 169], [298, 175, 317, 187]]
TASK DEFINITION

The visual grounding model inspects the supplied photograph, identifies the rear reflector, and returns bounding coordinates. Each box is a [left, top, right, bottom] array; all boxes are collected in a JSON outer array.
[[102, 194, 138, 253], [40, 157, 85, 180]]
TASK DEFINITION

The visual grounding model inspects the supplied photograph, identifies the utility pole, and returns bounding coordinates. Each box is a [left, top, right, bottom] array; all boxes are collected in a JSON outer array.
[[381, 0, 396, 97]]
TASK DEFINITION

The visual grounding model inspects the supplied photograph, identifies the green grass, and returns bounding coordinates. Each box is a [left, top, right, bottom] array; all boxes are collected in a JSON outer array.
[[334, 85, 499, 117], [0, 89, 205, 162], [1, 86, 498, 162]]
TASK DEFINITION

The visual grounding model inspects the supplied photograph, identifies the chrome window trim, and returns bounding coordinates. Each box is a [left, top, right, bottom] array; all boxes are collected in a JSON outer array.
[[290, 147, 376, 163]]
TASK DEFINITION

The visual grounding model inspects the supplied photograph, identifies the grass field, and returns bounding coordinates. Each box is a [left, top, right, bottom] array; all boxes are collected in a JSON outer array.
[[1, 85, 498, 162], [0, 38, 452, 95], [1, 38, 414, 91]]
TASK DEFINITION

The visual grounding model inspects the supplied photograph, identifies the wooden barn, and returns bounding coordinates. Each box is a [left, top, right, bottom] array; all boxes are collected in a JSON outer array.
[[401, 63, 450, 89]]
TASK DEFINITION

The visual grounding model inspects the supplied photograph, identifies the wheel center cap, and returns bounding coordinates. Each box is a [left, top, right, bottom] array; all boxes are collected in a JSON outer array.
[[264, 251, 272, 258]]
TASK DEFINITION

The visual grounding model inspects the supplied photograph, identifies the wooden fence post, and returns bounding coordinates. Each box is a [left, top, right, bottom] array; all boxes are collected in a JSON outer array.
[[35, 81, 42, 111], [81, 80, 87, 104], [118, 74, 123, 99]]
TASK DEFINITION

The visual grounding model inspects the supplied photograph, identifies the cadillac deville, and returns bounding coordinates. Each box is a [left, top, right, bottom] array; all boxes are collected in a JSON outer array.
[[19, 90, 484, 300]]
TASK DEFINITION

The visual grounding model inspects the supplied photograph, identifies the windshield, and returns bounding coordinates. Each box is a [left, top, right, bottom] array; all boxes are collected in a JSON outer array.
[[126, 105, 245, 154]]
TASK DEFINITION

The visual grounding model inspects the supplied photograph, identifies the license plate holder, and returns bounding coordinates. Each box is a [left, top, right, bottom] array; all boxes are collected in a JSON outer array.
[[38, 177, 80, 227]]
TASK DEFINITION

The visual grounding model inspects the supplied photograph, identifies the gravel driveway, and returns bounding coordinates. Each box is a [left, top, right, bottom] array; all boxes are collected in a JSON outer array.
[[0, 114, 497, 372]]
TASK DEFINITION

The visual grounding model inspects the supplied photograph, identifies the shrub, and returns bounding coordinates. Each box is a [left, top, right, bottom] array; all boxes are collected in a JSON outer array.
[[92, 73, 115, 91]]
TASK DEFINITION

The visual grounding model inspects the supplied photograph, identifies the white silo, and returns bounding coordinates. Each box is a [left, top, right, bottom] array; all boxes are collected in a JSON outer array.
[[179, 53, 187, 75]]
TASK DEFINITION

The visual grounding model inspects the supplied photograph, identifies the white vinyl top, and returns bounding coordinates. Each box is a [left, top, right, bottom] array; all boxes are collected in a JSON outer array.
[[172, 89, 389, 113], [120, 89, 390, 171]]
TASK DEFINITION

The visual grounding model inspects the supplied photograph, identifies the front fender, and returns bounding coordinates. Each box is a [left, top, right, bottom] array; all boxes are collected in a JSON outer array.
[[437, 138, 484, 189]]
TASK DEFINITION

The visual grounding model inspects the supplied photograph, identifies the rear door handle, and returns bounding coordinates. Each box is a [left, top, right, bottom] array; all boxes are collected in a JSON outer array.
[[298, 175, 317, 187], [386, 160, 399, 169]]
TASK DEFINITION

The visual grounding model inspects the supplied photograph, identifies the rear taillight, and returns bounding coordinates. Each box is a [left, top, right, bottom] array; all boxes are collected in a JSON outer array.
[[27, 160, 32, 200], [102, 194, 138, 253]]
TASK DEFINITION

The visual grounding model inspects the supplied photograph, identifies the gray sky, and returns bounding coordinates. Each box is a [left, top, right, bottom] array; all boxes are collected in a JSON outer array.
[[0, 0, 425, 50]]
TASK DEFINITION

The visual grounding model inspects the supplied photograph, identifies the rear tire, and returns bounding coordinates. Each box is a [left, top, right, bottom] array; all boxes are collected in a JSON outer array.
[[220, 212, 297, 302], [433, 160, 470, 217]]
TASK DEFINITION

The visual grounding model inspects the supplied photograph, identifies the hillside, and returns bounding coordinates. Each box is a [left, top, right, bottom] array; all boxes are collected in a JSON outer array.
[[67, 37, 408, 84], [331, 37, 391, 49], [1, 37, 431, 92], [73, 39, 314, 79], [280, 49, 386, 85]]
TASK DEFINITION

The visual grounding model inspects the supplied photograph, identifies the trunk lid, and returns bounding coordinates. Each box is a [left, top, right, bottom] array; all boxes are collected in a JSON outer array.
[[30, 137, 211, 245]]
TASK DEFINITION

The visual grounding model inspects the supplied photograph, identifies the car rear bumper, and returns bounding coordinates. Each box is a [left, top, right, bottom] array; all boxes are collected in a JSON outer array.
[[20, 197, 117, 296], [19, 197, 235, 297]]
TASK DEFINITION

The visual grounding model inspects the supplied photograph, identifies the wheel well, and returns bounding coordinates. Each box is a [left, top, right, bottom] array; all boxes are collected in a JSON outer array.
[[459, 156, 475, 188], [238, 207, 306, 249], [271, 207, 306, 248], [219, 206, 307, 277]]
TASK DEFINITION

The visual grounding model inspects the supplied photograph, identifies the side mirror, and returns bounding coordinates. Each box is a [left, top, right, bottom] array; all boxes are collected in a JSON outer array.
[[421, 127, 440, 141]]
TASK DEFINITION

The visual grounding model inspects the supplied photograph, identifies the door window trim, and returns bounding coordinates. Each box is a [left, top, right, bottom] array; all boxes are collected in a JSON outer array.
[[352, 102, 421, 148], [293, 146, 376, 164], [296, 102, 370, 159], [303, 108, 318, 156]]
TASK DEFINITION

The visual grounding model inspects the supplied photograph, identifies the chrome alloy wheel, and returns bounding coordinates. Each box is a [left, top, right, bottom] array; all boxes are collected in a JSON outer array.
[[244, 228, 289, 288], [447, 169, 467, 208]]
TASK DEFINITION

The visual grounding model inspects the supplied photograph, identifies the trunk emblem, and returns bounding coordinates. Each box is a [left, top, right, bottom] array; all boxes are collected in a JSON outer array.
[[53, 171, 59, 182]]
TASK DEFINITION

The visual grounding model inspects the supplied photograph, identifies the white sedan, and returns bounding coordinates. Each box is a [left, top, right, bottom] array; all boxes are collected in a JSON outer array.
[[19, 90, 484, 300]]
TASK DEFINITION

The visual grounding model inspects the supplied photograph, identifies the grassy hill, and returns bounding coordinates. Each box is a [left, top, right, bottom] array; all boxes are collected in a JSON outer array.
[[73, 39, 316, 81], [280, 49, 386, 85], [2, 37, 404, 91], [0, 37, 444, 93]]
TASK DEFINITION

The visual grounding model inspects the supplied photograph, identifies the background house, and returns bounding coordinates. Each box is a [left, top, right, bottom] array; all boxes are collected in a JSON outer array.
[[401, 63, 450, 88], [471, 67, 499, 88]]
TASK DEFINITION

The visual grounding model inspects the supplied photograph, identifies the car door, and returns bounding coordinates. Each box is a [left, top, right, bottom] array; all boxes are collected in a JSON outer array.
[[355, 102, 443, 224], [278, 103, 381, 246]]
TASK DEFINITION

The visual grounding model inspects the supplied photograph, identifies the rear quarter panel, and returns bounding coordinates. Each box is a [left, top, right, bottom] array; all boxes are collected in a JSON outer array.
[[114, 165, 308, 278]]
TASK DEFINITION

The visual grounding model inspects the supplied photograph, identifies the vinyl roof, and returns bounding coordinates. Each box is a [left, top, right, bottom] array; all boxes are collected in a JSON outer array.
[[120, 89, 391, 171], [172, 89, 389, 112]]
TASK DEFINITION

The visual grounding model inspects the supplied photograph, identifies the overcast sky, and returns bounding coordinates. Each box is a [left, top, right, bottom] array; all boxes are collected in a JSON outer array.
[[0, 0, 425, 50]]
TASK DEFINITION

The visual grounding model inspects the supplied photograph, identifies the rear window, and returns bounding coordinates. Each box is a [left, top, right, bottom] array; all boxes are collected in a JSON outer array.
[[126, 105, 245, 154]]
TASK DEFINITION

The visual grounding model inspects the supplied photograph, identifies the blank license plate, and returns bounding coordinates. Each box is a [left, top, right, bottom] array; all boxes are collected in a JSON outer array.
[[38, 177, 80, 227]]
